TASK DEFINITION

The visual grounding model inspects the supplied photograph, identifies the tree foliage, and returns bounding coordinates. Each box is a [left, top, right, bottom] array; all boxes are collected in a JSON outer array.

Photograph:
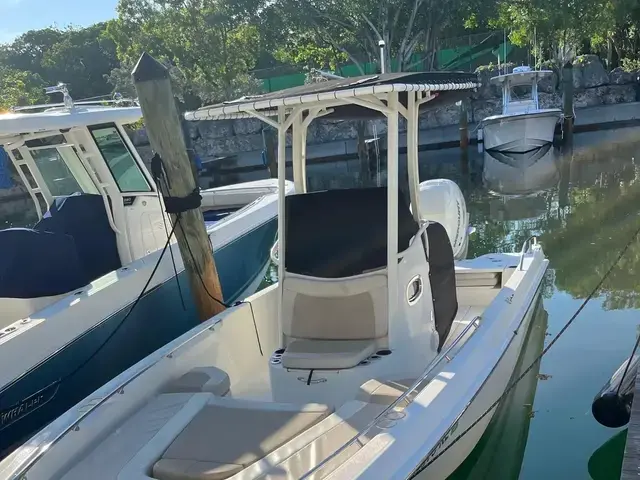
[[0, 24, 118, 102], [2, 0, 640, 111], [106, 0, 265, 104], [0, 67, 46, 110], [269, 0, 478, 73]]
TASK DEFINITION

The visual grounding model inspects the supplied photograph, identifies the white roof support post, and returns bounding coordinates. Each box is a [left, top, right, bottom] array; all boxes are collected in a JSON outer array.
[[292, 114, 306, 193], [277, 105, 288, 348], [386, 92, 399, 342], [405, 90, 421, 223]]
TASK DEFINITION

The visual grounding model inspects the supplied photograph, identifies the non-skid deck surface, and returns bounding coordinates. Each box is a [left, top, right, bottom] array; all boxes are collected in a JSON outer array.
[[443, 305, 484, 351], [62, 393, 201, 480], [60, 389, 400, 480]]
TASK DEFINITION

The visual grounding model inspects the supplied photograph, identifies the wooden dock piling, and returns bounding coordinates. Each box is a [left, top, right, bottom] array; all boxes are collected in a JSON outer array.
[[459, 99, 469, 150], [132, 52, 226, 321], [562, 61, 574, 144]]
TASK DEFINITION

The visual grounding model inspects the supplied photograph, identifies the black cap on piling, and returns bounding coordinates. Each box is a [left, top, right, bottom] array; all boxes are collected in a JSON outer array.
[[132, 52, 169, 82]]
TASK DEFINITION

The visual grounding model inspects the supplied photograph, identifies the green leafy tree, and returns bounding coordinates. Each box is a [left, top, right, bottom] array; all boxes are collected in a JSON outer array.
[[270, 0, 482, 74], [493, 0, 612, 64], [107, 0, 264, 104], [1, 24, 118, 100], [0, 67, 46, 110]]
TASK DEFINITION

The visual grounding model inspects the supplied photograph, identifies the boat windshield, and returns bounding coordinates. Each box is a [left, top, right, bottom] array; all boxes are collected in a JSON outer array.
[[25, 135, 99, 198], [89, 124, 152, 193], [510, 84, 533, 102]]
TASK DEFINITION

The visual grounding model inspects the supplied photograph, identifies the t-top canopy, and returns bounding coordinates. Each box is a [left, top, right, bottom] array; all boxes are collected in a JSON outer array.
[[185, 71, 479, 122], [490, 70, 554, 87]]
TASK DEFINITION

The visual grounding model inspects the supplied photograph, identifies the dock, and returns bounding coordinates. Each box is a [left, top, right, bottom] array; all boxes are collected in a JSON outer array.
[[621, 368, 640, 479]]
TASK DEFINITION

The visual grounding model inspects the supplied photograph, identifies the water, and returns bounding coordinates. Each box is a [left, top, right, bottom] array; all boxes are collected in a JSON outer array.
[[437, 128, 640, 480], [3, 126, 640, 478]]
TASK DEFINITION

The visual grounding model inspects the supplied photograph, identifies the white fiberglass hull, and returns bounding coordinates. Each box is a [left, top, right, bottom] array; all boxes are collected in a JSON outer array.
[[482, 110, 562, 153], [411, 285, 543, 479], [0, 180, 291, 458]]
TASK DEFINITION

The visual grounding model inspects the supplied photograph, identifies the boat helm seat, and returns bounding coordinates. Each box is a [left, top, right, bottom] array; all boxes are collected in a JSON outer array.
[[280, 187, 419, 370], [281, 271, 387, 370]]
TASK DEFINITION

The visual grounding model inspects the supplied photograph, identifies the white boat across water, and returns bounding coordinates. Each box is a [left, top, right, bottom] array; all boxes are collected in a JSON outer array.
[[1, 71, 548, 480], [481, 66, 562, 153], [0, 86, 291, 456]]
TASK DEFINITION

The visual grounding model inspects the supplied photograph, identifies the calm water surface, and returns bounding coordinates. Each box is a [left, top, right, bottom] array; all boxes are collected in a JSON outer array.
[[439, 127, 640, 480], [6, 126, 640, 479]]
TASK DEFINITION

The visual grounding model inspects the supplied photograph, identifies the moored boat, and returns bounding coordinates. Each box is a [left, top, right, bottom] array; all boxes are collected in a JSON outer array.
[[1, 69, 549, 480], [0, 86, 291, 457], [481, 66, 562, 153]]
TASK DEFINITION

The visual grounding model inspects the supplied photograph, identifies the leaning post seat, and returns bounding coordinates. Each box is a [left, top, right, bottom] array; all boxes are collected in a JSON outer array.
[[280, 187, 419, 370]]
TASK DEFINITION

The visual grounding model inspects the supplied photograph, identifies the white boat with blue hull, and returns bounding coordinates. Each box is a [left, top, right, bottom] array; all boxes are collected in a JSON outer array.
[[1, 72, 549, 480], [0, 88, 290, 457]]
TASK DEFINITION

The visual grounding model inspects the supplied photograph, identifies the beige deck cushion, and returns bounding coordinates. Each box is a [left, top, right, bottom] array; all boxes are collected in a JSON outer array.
[[356, 378, 417, 406], [153, 397, 332, 480], [281, 339, 375, 370], [163, 367, 230, 396]]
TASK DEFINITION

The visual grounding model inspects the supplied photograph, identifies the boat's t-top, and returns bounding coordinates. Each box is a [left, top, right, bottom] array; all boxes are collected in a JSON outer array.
[[187, 71, 479, 335], [490, 66, 555, 116]]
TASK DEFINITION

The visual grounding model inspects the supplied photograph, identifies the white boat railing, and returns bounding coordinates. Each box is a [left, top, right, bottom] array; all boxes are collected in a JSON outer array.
[[300, 315, 482, 479], [518, 236, 538, 270]]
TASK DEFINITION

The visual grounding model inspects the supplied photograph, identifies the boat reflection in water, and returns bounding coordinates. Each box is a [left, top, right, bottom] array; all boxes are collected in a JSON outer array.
[[483, 143, 560, 197], [587, 429, 626, 480], [449, 298, 549, 479], [482, 143, 562, 224]]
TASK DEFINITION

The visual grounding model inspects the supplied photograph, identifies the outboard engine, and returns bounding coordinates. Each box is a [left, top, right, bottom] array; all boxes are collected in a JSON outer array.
[[417, 179, 471, 260]]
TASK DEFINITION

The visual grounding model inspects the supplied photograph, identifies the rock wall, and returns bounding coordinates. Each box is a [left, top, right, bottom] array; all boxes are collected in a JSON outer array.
[[472, 55, 638, 119], [130, 55, 639, 164]]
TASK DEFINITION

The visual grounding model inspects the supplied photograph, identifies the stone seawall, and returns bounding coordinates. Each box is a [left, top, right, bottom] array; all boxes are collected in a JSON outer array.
[[129, 55, 638, 167]]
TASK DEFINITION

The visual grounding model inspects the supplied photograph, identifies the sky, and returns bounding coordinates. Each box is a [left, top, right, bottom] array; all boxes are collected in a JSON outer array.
[[0, 0, 118, 43]]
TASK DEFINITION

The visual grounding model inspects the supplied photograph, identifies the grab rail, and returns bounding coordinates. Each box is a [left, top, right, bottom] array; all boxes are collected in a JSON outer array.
[[518, 236, 538, 271], [300, 315, 482, 479]]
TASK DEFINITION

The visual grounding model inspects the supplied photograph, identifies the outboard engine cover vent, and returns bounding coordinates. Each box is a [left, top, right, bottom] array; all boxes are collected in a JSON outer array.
[[417, 179, 470, 260]]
